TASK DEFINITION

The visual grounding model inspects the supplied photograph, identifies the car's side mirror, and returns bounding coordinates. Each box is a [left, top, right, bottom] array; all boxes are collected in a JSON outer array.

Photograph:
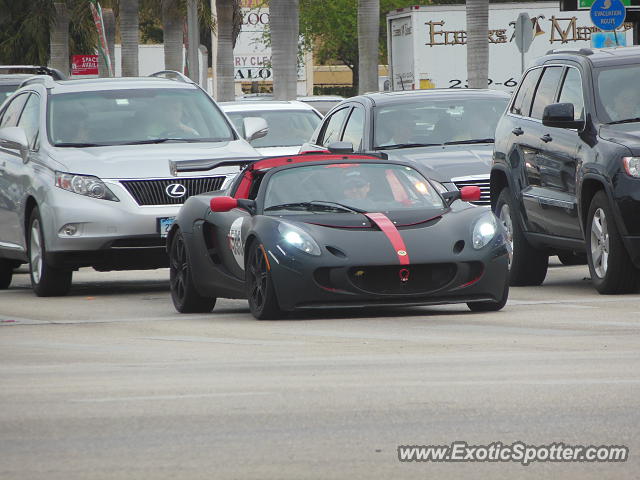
[[441, 186, 481, 205], [327, 141, 354, 154], [542, 103, 585, 130], [243, 116, 268, 142], [210, 196, 256, 214], [0, 127, 29, 161]]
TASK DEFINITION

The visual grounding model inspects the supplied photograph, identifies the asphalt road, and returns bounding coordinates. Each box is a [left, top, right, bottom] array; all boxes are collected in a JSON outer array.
[[1, 260, 639, 479]]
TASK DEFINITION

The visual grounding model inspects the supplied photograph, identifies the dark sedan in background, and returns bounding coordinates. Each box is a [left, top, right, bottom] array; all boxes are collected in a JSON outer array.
[[301, 89, 510, 205]]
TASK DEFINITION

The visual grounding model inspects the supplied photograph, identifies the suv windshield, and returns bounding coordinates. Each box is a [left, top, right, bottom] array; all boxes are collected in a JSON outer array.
[[374, 97, 508, 149], [226, 110, 321, 147], [595, 65, 640, 124], [263, 163, 444, 213], [48, 88, 234, 146]]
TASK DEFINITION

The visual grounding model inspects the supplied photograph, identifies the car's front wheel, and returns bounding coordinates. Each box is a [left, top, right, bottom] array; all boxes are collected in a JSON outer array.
[[169, 229, 216, 313], [27, 208, 72, 297], [495, 187, 548, 286], [467, 284, 509, 312], [587, 191, 638, 294], [246, 240, 282, 320], [0, 259, 13, 289]]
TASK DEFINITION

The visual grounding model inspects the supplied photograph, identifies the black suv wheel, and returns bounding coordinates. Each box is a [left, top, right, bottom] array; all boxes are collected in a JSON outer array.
[[495, 188, 548, 286], [586, 191, 638, 294]]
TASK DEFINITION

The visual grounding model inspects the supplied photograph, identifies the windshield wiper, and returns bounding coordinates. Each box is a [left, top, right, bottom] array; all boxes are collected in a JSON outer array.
[[264, 201, 366, 214], [376, 143, 440, 150], [607, 117, 640, 125], [118, 138, 193, 145], [444, 138, 494, 145], [53, 142, 109, 147]]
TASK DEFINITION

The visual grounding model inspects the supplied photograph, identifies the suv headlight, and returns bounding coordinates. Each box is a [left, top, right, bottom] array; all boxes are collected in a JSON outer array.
[[55, 172, 119, 201], [278, 222, 321, 256], [472, 212, 498, 249], [623, 157, 640, 177]]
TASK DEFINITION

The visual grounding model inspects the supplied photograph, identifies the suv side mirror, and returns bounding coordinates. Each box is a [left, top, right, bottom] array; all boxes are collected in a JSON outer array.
[[243, 117, 268, 142], [0, 127, 29, 162], [542, 103, 585, 130]]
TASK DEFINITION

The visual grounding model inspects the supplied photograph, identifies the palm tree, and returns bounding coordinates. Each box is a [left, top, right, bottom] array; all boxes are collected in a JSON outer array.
[[121, 0, 140, 76], [215, 0, 235, 101], [162, 0, 183, 71], [271, 0, 299, 100], [98, 7, 116, 77], [357, 0, 379, 94], [50, 2, 70, 75], [466, 0, 489, 89]]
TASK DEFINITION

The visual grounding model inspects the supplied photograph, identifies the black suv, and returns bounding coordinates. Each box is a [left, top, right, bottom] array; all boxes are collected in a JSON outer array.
[[491, 47, 640, 294]]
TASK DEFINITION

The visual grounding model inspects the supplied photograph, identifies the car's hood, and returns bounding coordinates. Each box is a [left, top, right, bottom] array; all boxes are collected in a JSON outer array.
[[255, 145, 302, 156], [48, 140, 260, 179], [381, 144, 493, 182], [599, 123, 640, 151]]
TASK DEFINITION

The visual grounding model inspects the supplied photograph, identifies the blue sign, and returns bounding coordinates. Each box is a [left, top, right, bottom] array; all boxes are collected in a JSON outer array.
[[590, 0, 627, 31]]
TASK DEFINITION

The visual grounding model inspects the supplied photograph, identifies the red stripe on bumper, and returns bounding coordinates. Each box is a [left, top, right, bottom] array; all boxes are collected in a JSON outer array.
[[365, 212, 410, 265]]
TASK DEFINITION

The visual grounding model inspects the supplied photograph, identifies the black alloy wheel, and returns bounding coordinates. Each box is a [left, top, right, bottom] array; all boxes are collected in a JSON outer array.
[[246, 241, 282, 320], [169, 230, 216, 313]]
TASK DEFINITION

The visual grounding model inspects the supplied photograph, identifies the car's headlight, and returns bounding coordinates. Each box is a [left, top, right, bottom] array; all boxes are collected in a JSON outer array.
[[278, 222, 321, 256], [55, 172, 119, 201], [623, 157, 640, 177], [472, 212, 497, 249]]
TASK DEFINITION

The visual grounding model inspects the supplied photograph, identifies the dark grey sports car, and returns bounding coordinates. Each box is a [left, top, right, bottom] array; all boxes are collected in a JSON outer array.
[[166, 152, 509, 320]]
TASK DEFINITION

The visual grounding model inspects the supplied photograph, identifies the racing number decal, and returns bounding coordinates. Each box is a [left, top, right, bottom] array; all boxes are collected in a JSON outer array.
[[227, 217, 245, 270]]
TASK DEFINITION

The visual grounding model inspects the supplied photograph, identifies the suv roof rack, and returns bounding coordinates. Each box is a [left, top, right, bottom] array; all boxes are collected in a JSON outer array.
[[149, 70, 194, 84], [18, 75, 57, 89], [0, 65, 65, 80], [546, 48, 594, 56]]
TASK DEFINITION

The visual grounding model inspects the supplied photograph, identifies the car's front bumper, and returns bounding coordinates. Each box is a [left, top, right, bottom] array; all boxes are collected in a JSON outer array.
[[266, 241, 509, 311]]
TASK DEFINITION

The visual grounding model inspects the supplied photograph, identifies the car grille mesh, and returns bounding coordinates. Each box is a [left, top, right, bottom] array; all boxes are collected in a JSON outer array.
[[120, 177, 226, 206], [347, 263, 457, 295], [452, 177, 491, 206]]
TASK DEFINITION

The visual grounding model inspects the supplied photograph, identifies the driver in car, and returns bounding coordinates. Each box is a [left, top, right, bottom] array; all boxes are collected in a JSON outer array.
[[342, 171, 371, 201], [145, 98, 199, 138]]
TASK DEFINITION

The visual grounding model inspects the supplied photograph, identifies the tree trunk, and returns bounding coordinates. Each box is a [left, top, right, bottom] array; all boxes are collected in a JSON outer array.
[[466, 0, 489, 89], [99, 8, 116, 77], [50, 2, 70, 76], [357, 0, 379, 94], [216, 0, 235, 101], [271, 0, 299, 100], [186, 0, 199, 83], [121, 0, 139, 76], [163, 0, 183, 71]]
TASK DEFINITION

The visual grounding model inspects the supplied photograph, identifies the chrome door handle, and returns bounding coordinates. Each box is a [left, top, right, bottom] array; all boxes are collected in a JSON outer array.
[[540, 134, 552, 143], [512, 127, 524, 136]]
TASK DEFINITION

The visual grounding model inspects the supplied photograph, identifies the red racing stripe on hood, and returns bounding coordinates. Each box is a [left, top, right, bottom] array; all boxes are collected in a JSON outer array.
[[365, 213, 410, 265]]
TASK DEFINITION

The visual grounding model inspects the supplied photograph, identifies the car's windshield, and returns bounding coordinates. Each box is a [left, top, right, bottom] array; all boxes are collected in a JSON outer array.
[[595, 64, 640, 123], [226, 109, 321, 148], [0, 85, 18, 102], [48, 88, 234, 146], [263, 163, 444, 213], [374, 97, 508, 148]]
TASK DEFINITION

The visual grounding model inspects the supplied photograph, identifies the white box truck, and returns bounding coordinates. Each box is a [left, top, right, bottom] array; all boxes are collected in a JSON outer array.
[[386, 1, 632, 91]]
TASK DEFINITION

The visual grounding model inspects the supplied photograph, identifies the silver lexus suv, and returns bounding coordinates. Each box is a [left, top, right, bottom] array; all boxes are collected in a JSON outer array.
[[0, 73, 265, 296]]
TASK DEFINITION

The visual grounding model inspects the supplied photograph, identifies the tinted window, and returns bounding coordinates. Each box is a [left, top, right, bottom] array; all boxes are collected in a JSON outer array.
[[374, 96, 508, 147], [558, 68, 585, 121], [0, 85, 18, 102], [17, 94, 40, 148], [0, 93, 29, 128], [320, 107, 350, 146], [530, 66, 563, 120], [226, 110, 321, 148], [595, 65, 640, 123], [511, 68, 542, 117], [341, 107, 365, 150], [48, 88, 234, 147]]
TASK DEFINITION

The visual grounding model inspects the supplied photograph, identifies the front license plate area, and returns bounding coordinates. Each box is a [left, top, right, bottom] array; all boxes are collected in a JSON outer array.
[[157, 217, 175, 237]]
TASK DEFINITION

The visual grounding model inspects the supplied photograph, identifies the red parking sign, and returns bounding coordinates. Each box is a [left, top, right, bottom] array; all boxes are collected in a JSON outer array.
[[71, 55, 99, 76]]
